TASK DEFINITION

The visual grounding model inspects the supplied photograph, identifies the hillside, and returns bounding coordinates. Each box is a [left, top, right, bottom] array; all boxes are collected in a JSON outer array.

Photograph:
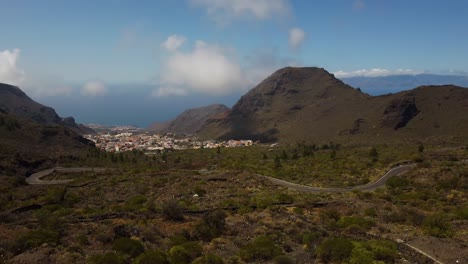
[[197, 67, 468, 143], [0, 111, 95, 176], [0, 83, 94, 134], [148, 104, 229, 134]]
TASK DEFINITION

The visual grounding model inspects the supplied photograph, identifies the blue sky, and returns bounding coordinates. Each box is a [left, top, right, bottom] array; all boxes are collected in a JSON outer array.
[[1, 0, 468, 125]]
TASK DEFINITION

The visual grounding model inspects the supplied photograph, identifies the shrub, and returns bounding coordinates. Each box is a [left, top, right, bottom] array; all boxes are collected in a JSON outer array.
[[336, 216, 375, 230], [192, 210, 227, 241], [133, 250, 169, 264], [162, 199, 185, 221], [273, 255, 296, 264], [239, 235, 283, 261], [168, 245, 190, 264], [320, 208, 341, 224], [316, 237, 354, 263], [88, 252, 126, 264], [180, 242, 203, 260], [302, 230, 323, 249], [349, 243, 373, 264], [112, 237, 145, 257], [422, 214, 454, 238], [387, 176, 409, 189], [455, 206, 468, 220], [192, 254, 225, 264], [15, 229, 60, 252], [368, 240, 398, 262]]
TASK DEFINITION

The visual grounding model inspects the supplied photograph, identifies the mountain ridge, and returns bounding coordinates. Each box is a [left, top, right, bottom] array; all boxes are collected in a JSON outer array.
[[0, 83, 94, 134], [197, 67, 468, 143]]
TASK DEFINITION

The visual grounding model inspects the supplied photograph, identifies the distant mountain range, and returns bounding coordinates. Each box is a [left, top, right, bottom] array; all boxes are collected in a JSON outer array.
[[197, 67, 468, 143], [148, 104, 229, 134], [0, 83, 94, 134], [341, 74, 468, 95]]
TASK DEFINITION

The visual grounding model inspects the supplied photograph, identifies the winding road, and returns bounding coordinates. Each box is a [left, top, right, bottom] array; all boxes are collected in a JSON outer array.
[[259, 164, 416, 193], [26, 167, 107, 185]]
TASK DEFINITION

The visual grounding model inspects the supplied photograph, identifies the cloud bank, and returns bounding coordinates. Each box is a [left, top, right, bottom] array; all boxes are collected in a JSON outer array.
[[81, 81, 108, 97], [191, 0, 291, 23], [288, 27, 305, 51], [161, 34, 187, 52], [0, 48, 25, 86], [334, 68, 425, 78], [156, 39, 244, 97]]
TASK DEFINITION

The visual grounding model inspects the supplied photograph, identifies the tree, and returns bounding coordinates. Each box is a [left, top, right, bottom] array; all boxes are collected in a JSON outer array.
[[369, 147, 378, 162], [274, 155, 282, 169], [418, 144, 424, 153]]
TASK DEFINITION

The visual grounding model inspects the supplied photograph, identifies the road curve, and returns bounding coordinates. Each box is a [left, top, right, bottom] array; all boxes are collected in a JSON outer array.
[[259, 164, 416, 193], [26, 167, 107, 185]]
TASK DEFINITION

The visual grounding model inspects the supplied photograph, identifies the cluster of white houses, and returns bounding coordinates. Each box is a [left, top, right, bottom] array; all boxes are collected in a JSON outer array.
[[85, 132, 253, 153]]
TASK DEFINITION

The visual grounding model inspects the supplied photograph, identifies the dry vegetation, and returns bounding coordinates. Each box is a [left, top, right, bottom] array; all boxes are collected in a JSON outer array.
[[0, 143, 467, 263]]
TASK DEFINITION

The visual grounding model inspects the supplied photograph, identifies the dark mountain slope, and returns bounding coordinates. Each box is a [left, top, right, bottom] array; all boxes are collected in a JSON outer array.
[[0, 111, 95, 175], [198, 67, 468, 143], [0, 83, 94, 134], [149, 104, 229, 134]]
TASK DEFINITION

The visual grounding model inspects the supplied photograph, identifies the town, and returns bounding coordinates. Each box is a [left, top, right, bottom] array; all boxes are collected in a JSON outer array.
[[84, 132, 254, 153]]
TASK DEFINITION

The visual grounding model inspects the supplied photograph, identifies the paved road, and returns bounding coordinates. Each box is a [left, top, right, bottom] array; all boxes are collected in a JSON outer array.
[[26, 167, 107, 185], [259, 164, 416, 193]]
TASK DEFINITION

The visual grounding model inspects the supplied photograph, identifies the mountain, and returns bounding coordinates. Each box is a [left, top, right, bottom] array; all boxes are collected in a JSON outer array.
[[197, 67, 468, 143], [148, 104, 229, 134], [0, 84, 96, 175], [341, 74, 468, 95], [0, 110, 95, 176], [0, 83, 94, 134]]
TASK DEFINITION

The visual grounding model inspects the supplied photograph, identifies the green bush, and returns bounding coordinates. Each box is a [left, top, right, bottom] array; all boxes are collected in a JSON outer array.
[[422, 214, 454, 238], [15, 229, 60, 252], [455, 206, 468, 220], [349, 243, 373, 264], [387, 176, 409, 189], [368, 240, 398, 262], [133, 250, 169, 264], [112, 237, 145, 257], [192, 210, 227, 241], [192, 254, 224, 264], [336, 216, 375, 230], [88, 252, 126, 264], [168, 246, 191, 264], [168, 242, 203, 264], [316, 237, 354, 263], [162, 199, 185, 221], [273, 255, 296, 264], [239, 235, 283, 261]]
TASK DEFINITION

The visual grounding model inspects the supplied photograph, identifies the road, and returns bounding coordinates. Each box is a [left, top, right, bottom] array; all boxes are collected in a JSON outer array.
[[259, 164, 416, 193], [26, 167, 107, 185]]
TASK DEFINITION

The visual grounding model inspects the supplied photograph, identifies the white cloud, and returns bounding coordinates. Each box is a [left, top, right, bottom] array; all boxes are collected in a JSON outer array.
[[191, 0, 291, 23], [81, 81, 108, 97], [161, 34, 187, 52], [334, 68, 425, 78], [155, 39, 245, 96], [288, 27, 305, 51], [353, 0, 365, 11], [0, 48, 25, 86]]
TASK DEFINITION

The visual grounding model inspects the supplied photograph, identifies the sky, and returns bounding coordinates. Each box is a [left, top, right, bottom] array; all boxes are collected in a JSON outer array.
[[1, 0, 468, 126]]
